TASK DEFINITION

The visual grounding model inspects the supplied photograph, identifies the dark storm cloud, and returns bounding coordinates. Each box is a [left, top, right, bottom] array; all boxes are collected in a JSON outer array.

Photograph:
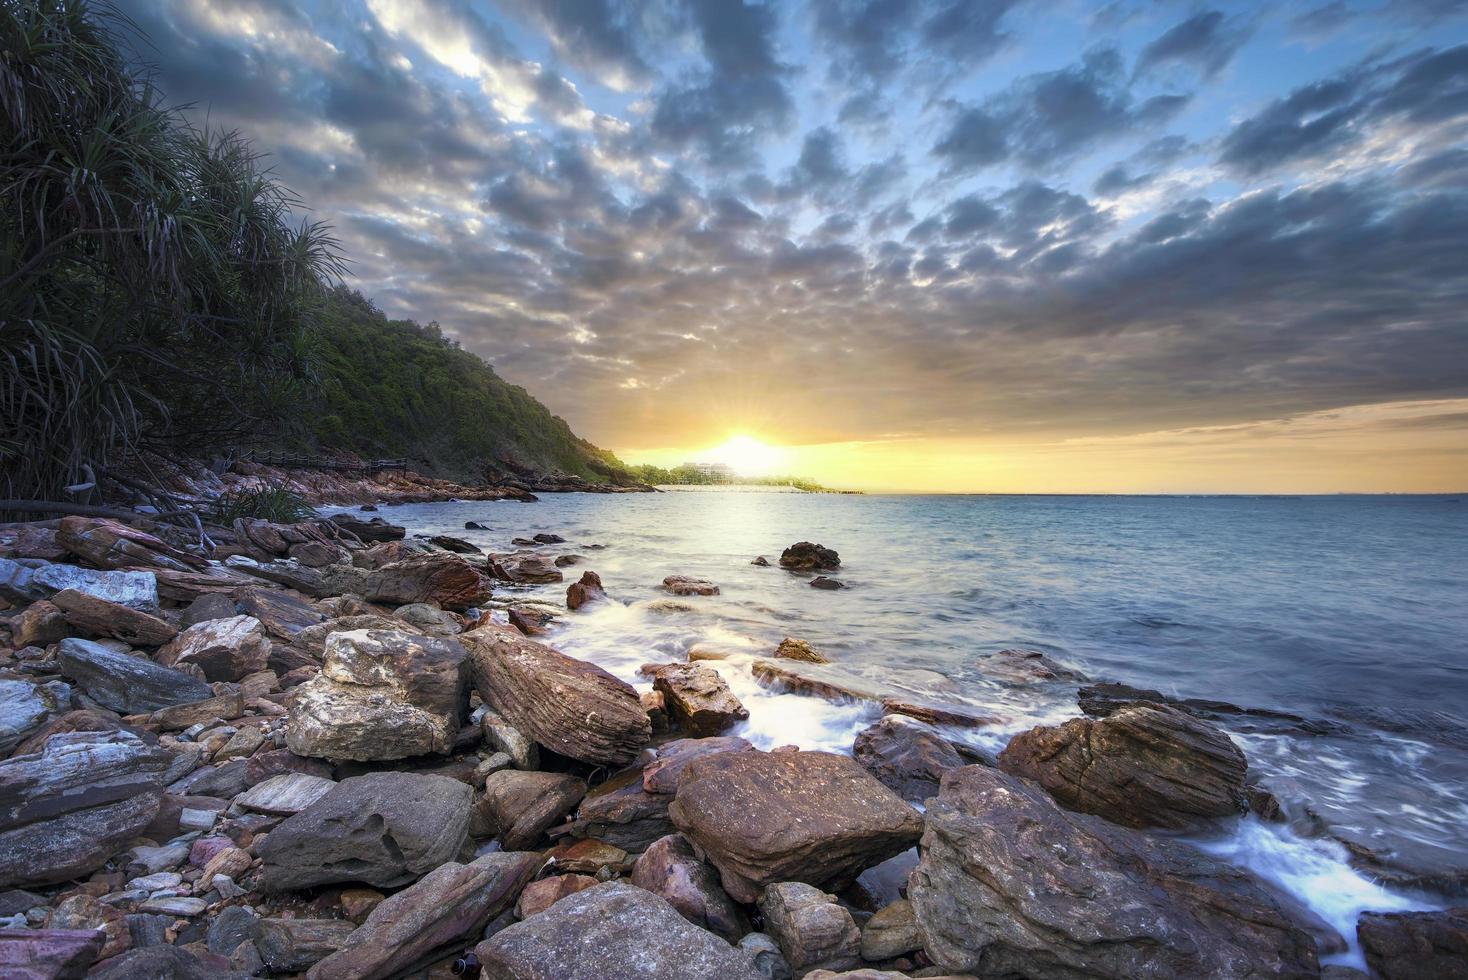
[[1135, 9, 1253, 80], [933, 48, 1191, 174]]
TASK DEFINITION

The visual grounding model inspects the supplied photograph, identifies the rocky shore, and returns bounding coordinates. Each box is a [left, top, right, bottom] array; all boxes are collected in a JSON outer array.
[[0, 515, 1462, 979]]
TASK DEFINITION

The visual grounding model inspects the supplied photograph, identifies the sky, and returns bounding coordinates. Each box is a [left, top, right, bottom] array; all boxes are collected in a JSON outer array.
[[115, 0, 1468, 492]]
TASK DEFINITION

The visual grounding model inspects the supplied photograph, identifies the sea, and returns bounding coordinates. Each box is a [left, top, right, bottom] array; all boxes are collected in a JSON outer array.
[[369, 490, 1468, 967]]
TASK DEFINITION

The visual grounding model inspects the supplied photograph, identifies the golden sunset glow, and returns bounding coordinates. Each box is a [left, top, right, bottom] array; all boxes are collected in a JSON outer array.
[[703, 435, 787, 476]]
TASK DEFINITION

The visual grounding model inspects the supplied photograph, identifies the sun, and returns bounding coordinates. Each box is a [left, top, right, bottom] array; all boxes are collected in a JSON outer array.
[[706, 434, 785, 476]]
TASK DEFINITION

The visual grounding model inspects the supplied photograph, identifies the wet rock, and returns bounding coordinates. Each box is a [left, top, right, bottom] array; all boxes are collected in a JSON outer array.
[[7, 599, 70, 647], [775, 637, 830, 664], [859, 899, 921, 961], [760, 881, 861, 976], [852, 715, 964, 802], [568, 768, 675, 852], [479, 770, 586, 850], [235, 772, 337, 814], [156, 615, 271, 682], [997, 703, 1248, 830], [642, 736, 756, 794], [642, 690, 669, 732], [56, 517, 206, 573], [879, 697, 998, 729], [779, 542, 840, 572], [810, 576, 845, 590], [0, 679, 67, 755], [517, 874, 599, 918], [0, 929, 105, 978], [288, 628, 468, 761], [365, 552, 491, 611], [465, 520, 490, 530], [545, 838, 631, 876], [258, 772, 472, 891], [976, 647, 1087, 684], [487, 550, 563, 584], [0, 731, 169, 888], [480, 709, 539, 770], [752, 659, 952, 706], [307, 851, 540, 980], [476, 881, 763, 979], [670, 750, 924, 903], [1357, 907, 1468, 979], [50, 588, 177, 646], [664, 575, 719, 596], [57, 637, 212, 714], [751, 556, 771, 567], [0, 557, 158, 610], [554, 553, 584, 567], [566, 570, 605, 609], [507, 606, 552, 635], [328, 514, 405, 542], [430, 535, 481, 554], [651, 663, 749, 736], [1076, 681, 1337, 739], [256, 918, 356, 972], [632, 834, 746, 943], [908, 765, 1320, 978], [463, 624, 650, 766]]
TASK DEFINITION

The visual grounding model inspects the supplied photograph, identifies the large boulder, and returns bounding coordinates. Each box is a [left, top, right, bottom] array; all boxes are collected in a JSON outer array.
[[997, 703, 1248, 830], [258, 772, 472, 891], [651, 663, 749, 736], [851, 715, 964, 802], [57, 637, 213, 713], [365, 553, 490, 610], [1357, 908, 1468, 979], [0, 557, 158, 609], [287, 629, 469, 761], [908, 765, 1320, 978], [669, 750, 923, 903], [478, 770, 586, 850], [779, 542, 840, 572], [473, 881, 763, 980], [156, 615, 272, 682], [631, 834, 746, 943], [307, 851, 540, 980], [643, 736, 756, 794], [463, 625, 650, 766], [0, 679, 68, 755], [487, 551, 563, 584], [0, 731, 170, 887], [55, 516, 207, 572], [759, 882, 861, 976], [49, 588, 177, 646]]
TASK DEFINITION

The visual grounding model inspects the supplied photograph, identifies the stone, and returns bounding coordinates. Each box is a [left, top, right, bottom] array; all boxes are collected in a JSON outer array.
[[49, 589, 177, 646], [465, 521, 490, 530], [338, 888, 385, 924], [0, 679, 66, 755], [0, 557, 158, 610], [479, 770, 586, 850], [487, 551, 563, 584], [480, 709, 539, 770], [256, 918, 356, 972], [760, 882, 861, 976], [810, 576, 845, 590], [997, 703, 1248, 830], [287, 629, 469, 761], [392, 602, 462, 637], [155, 616, 271, 682], [0, 929, 105, 978], [643, 736, 756, 794], [287, 613, 419, 659], [235, 587, 326, 639], [554, 553, 584, 567], [308, 851, 540, 980], [179, 593, 237, 628], [751, 555, 771, 566], [852, 715, 964, 802], [137, 896, 206, 916], [365, 552, 490, 610], [775, 637, 830, 664], [879, 697, 998, 728], [663, 575, 720, 596], [632, 834, 745, 943], [235, 772, 337, 814], [170, 759, 250, 800], [47, 895, 129, 958], [566, 570, 605, 609], [430, 535, 481, 554], [532, 532, 565, 544], [859, 900, 921, 961], [670, 750, 923, 903], [751, 660, 952, 706], [516, 874, 598, 918], [145, 692, 244, 731], [207, 906, 260, 956], [7, 599, 70, 647], [328, 514, 405, 541], [779, 542, 840, 571], [258, 772, 472, 891], [213, 725, 264, 761], [908, 765, 1320, 978], [507, 606, 551, 635], [55, 517, 206, 573], [651, 663, 749, 736], [740, 932, 793, 980], [1357, 907, 1468, 979], [975, 647, 1087, 684], [568, 768, 675, 852], [245, 748, 333, 784], [463, 624, 649, 766], [88, 944, 245, 979], [544, 838, 631, 876], [0, 731, 169, 887], [476, 881, 763, 980]]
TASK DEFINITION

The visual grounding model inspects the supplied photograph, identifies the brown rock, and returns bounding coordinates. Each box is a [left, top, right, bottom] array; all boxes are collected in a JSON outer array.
[[544, 838, 631, 876], [7, 600, 70, 648], [235, 587, 327, 640], [663, 575, 719, 596], [852, 714, 964, 802], [255, 918, 356, 972], [338, 888, 385, 925], [879, 697, 998, 728], [0, 929, 105, 978], [642, 736, 756, 794], [507, 606, 552, 635], [479, 770, 586, 850], [641, 689, 669, 732], [566, 571, 606, 610], [56, 517, 206, 572], [487, 551, 563, 585], [760, 881, 861, 976], [975, 648, 1087, 684], [1357, 907, 1468, 979], [156, 616, 272, 682], [860, 899, 922, 961], [810, 575, 845, 590], [997, 703, 1248, 830], [516, 874, 599, 918], [779, 542, 840, 571], [327, 514, 405, 542], [567, 768, 675, 852], [146, 692, 244, 731], [365, 553, 491, 611], [651, 663, 749, 736], [631, 834, 745, 942], [775, 637, 830, 663], [669, 750, 923, 903]]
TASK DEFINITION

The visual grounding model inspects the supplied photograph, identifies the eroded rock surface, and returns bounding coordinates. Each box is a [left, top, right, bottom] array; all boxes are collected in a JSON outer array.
[[852, 714, 964, 802], [651, 663, 749, 736]]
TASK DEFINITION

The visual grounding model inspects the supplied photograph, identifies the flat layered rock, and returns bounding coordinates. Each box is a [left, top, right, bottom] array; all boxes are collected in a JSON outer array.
[[0, 557, 158, 609], [365, 553, 491, 610], [908, 765, 1320, 978], [463, 625, 649, 766], [479, 770, 586, 850], [663, 575, 719, 596], [998, 703, 1248, 830], [58, 637, 213, 713], [753, 659, 954, 706], [146, 692, 245, 731], [487, 551, 563, 584], [235, 773, 337, 814], [0, 929, 105, 978], [760, 882, 861, 976], [0, 679, 67, 756], [651, 663, 749, 736], [328, 514, 406, 542], [669, 750, 923, 903], [568, 768, 674, 852], [257, 918, 356, 972], [852, 714, 964, 802], [56, 516, 206, 572], [157, 615, 271, 682], [50, 588, 177, 646], [642, 736, 756, 794], [236, 587, 327, 639]]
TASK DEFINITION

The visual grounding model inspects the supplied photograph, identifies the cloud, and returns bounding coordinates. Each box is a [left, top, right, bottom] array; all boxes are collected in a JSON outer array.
[[496, 0, 654, 91], [1136, 9, 1253, 80]]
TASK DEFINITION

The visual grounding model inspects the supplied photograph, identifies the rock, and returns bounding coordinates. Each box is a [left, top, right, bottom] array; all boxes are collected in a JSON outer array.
[[759, 882, 861, 976], [7, 599, 70, 647], [430, 535, 481, 554], [908, 765, 1320, 978], [517, 874, 599, 918], [365, 553, 491, 611], [976, 647, 1087, 684], [487, 551, 563, 584], [287, 628, 468, 761], [0, 679, 66, 755], [751, 556, 771, 567], [632, 834, 745, 943], [170, 759, 250, 800], [643, 736, 756, 794], [88, 944, 245, 979], [258, 772, 472, 891], [642, 690, 669, 732], [663, 575, 720, 596], [480, 710, 539, 770], [235, 587, 326, 639], [256, 918, 356, 972], [238, 559, 372, 598], [568, 768, 675, 852], [287, 613, 419, 659], [391, 602, 462, 637], [156, 616, 271, 682], [531, 532, 564, 544], [852, 715, 964, 802], [47, 895, 129, 958], [566, 571, 605, 609], [137, 896, 206, 916], [997, 703, 1248, 830], [146, 692, 244, 731], [1357, 907, 1468, 979], [338, 888, 385, 924], [670, 750, 923, 903], [507, 606, 551, 635], [465, 521, 490, 530], [544, 838, 631, 876], [752, 659, 951, 706], [307, 851, 540, 980], [55, 517, 206, 573], [0, 929, 106, 978], [879, 697, 998, 728], [0, 731, 169, 887], [859, 900, 921, 961], [328, 514, 405, 542], [49, 588, 177, 646], [479, 770, 586, 849], [0, 557, 158, 610], [775, 638, 830, 664], [207, 906, 260, 956], [245, 748, 333, 784], [463, 625, 650, 766], [554, 553, 584, 567], [779, 542, 840, 572], [235, 772, 337, 814], [179, 593, 237, 629], [651, 663, 749, 736], [477, 881, 763, 979], [810, 576, 845, 590]]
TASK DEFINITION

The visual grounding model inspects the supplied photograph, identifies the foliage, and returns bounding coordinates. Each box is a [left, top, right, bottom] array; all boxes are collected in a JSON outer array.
[[212, 486, 316, 524], [628, 463, 834, 492], [0, 0, 343, 507]]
